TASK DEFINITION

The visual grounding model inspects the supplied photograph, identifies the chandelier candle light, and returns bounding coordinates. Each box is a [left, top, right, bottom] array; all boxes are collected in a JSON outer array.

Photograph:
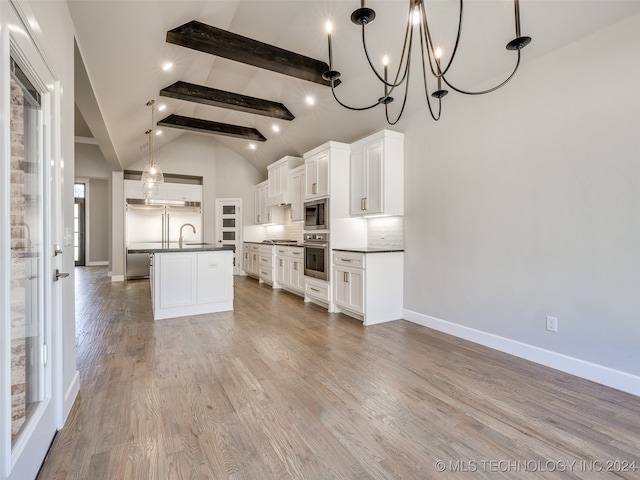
[[323, 0, 532, 124], [141, 99, 164, 197]]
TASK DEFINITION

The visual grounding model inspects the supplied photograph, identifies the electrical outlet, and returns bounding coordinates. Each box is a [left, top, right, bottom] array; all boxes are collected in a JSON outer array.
[[546, 316, 558, 332]]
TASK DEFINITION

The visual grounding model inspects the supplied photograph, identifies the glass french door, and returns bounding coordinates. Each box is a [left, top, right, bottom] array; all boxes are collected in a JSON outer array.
[[2, 4, 61, 479], [215, 199, 242, 275]]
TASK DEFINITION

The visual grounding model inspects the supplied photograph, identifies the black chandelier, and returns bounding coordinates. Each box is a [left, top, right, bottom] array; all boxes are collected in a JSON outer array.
[[322, 0, 532, 124]]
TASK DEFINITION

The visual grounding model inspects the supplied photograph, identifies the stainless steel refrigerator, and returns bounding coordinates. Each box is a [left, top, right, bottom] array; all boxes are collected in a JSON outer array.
[[125, 199, 202, 279]]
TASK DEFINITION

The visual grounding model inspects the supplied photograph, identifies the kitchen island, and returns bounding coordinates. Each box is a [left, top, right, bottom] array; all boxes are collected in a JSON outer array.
[[127, 243, 235, 320]]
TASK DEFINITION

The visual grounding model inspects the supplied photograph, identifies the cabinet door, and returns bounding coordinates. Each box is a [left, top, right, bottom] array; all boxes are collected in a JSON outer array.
[[290, 259, 304, 291], [346, 268, 364, 313], [351, 140, 383, 215], [276, 256, 290, 286], [254, 187, 261, 224], [290, 168, 304, 221], [305, 151, 329, 199], [333, 266, 349, 308], [333, 266, 365, 314]]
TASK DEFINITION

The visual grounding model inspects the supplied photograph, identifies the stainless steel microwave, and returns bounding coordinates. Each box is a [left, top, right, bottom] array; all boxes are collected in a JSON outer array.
[[303, 198, 329, 230]]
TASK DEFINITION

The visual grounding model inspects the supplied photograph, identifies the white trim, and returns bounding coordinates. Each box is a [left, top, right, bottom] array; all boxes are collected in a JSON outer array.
[[74, 136, 97, 145], [403, 309, 640, 397], [111, 274, 125, 282], [86, 261, 108, 266], [62, 371, 80, 422]]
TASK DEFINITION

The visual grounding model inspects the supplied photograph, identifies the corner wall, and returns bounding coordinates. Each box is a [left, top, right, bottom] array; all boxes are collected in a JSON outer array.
[[401, 13, 640, 392]]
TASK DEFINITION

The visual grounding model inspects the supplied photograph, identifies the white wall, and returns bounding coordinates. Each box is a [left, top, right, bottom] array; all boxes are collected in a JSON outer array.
[[401, 13, 640, 387]]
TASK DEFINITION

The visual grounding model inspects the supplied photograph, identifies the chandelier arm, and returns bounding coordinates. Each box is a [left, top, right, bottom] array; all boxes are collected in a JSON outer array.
[[420, 0, 464, 79], [360, 13, 412, 88], [442, 49, 522, 96], [329, 81, 381, 111], [384, 71, 411, 126], [418, 25, 442, 121]]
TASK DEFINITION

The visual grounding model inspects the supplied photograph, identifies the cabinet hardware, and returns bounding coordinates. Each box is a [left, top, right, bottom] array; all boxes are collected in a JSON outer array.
[[279, 259, 283, 267], [293, 262, 298, 270], [312, 182, 317, 195], [341, 258, 352, 263], [257, 214, 261, 222], [310, 287, 319, 292], [344, 271, 349, 282]]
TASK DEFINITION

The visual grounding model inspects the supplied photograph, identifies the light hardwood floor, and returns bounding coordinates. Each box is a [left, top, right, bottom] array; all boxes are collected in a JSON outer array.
[[37, 267, 640, 479]]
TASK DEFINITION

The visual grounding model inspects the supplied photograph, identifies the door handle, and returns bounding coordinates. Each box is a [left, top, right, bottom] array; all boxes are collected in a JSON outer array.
[[53, 244, 62, 256], [54, 269, 69, 281]]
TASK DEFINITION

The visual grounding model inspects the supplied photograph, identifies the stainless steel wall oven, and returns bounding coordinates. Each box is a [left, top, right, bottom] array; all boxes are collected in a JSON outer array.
[[303, 233, 329, 281]]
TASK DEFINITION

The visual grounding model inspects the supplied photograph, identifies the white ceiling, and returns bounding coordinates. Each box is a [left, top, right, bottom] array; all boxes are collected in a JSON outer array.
[[69, 0, 640, 175]]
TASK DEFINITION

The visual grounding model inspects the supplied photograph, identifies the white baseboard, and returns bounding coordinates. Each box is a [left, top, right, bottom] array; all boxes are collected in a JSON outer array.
[[62, 370, 80, 425], [403, 309, 640, 397], [111, 275, 125, 282], [86, 261, 108, 266]]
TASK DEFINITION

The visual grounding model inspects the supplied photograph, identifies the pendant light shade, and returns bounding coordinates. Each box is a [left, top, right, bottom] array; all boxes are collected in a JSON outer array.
[[141, 99, 163, 197]]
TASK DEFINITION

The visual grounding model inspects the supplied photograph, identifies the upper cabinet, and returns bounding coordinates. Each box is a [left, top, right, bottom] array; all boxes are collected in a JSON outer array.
[[304, 141, 349, 200], [289, 165, 305, 222], [124, 179, 202, 203], [266, 155, 303, 206], [254, 180, 283, 225], [350, 130, 404, 217]]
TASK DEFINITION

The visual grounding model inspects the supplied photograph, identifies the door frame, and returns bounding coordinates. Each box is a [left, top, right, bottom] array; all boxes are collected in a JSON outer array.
[[214, 198, 242, 275], [0, 2, 65, 479]]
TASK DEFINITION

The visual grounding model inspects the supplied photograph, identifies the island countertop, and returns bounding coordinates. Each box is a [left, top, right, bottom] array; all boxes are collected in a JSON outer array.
[[127, 242, 235, 254]]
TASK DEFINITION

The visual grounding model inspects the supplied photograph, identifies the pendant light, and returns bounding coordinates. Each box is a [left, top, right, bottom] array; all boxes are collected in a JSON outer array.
[[141, 99, 164, 197]]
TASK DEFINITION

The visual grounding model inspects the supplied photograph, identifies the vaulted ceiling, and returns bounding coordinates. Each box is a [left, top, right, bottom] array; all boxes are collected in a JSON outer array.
[[69, 1, 640, 175]]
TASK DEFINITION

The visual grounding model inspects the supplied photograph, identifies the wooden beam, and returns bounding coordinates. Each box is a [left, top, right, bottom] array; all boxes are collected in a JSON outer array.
[[166, 20, 339, 87], [160, 81, 295, 121], [158, 114, 266, 142]]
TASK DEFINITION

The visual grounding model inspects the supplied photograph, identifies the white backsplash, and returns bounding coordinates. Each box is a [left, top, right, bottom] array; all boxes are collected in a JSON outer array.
[[266, 212, 304, 242], [367, 216, 404, 249]]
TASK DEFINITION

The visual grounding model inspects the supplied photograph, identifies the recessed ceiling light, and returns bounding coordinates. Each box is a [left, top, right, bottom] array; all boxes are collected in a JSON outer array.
[[155, 130, 162, 136], [158, 104, 167, 111], [249, 144, 257, 150], [306, 96, 315, 105], [272, 124, 280, 133], [162, 62, 173, 71]]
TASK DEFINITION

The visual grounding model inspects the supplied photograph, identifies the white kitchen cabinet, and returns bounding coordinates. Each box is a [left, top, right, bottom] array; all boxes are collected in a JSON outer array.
[[254, 181, 284, 225], [332, 250, 403, 326], [304, 146, 331, 199], [258, 244, 275, 285], [333, 254, 365, 314], [267, 156, 303, 206], [304, 277, 330, 305], [152, 250, 233, 320], [275, 246, 304, 295], [243, 243, 260, 278], [350, 130, 404, 216], [289, 165, 305, 222], [165, 183, 202, 203], [124, 179, 202, 203]]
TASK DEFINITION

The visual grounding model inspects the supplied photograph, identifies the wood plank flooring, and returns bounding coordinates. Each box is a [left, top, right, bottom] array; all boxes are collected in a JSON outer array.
[[38, 267, 640, 479]]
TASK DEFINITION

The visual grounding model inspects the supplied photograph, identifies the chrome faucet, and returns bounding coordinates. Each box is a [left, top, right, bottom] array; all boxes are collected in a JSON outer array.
[[179, 223, 196, 248]]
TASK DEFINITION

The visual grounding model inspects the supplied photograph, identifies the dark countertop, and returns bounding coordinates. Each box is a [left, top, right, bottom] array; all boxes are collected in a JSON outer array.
[[244, 241, 303, 247], [333, 247, 405, 254], [127, 243, 235, 254]]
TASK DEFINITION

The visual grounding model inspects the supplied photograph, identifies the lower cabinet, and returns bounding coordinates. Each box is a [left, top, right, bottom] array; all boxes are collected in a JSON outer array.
[[152, 250, 234, 320], [243, 243, 260, 278], [258, 245, 275, 285], [332, 250, 403, 326], [275, 246, 304, 295]]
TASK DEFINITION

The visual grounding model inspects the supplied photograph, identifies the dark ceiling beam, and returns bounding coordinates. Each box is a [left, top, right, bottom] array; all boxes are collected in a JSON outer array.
[[160, 81, 295, 121], [166, 20, 339, 87], [158, 114, 266, 142]]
